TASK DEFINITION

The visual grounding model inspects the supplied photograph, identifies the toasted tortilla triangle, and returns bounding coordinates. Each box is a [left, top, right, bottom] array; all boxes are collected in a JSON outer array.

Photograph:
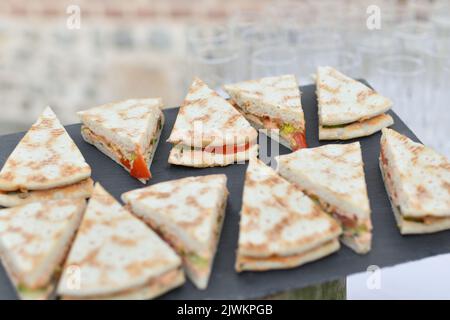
[[319, 113, 394, 140], [78, 99, 164, 183], [317, 66, 392, 126], [0, 178, 94, 207], [224, 75, 305, 150], [380, 128, 450, 234], [167, 78, 257, 149], [57, 183, 183, 299], [122, 174, 228, 289], [235, 158, 341, 271], [276, 142, 372, 254], [0, 199, 86, 299], [236, 239, 340, 271], [0, 107, 91, 192]]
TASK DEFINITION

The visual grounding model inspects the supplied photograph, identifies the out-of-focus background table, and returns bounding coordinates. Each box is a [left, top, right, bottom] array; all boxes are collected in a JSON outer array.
[[0, 0, 449, 299]]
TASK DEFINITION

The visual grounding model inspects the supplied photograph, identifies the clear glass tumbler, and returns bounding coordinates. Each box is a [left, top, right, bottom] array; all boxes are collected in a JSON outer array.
[[357, 32, 401, 82], [295, 30, 344, 84], [373, 55, 426, 138], [190, 45, 241, 93], [429, 59, 450, 157], [236, 24, 289, 80], [251, 46, 298, 79]]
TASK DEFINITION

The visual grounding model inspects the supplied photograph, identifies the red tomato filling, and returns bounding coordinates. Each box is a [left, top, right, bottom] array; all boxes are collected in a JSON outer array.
[[291, 132, 307, 150], [121, 151, 151, 180]]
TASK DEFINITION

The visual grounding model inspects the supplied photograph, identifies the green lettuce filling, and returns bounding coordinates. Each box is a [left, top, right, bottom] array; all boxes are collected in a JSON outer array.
[[17, 284, 49, 298], [186, 252, 209, 268], [349, 224, 368, 237], [280, 123, 295, 135]]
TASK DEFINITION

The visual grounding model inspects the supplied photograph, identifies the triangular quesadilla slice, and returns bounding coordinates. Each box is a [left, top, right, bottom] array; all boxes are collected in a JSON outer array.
[[167, 78, 258, 167], [0, 178, 93, 208], [0, 199, 86, 299], [122, 174, 228, 289], [78, 99, 164, 183], [0, 107, 92, 207], [224, 75, 307, 150], [276, 142, 372, 254], [57, 183, 184, 300], [316, 66, 394, 140], [236, 158, 341, 272], [380, 128, 450, 234]]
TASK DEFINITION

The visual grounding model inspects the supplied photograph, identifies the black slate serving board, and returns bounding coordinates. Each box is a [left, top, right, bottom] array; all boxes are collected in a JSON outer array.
[[0, 82, 449, 300]]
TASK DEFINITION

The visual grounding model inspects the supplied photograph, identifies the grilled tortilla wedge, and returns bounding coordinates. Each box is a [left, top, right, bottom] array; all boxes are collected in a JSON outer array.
[[0, 199, 86, 299], [224, 75, 306, 150], [167, 78, 258, 167], [236, 158, 341, 272], [57, 183, 184, 300], [316, 66, 393, 140], [276, 142, 372, 254], [0, 107, 92, 207], [78, 99, 164, 183], [0, 178, 93, 207], [122, 174, 228, 289], [380, 128, 450, 234]]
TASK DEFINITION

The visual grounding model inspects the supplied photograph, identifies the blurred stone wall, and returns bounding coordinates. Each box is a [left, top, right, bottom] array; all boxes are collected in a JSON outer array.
[[0, 0, 273, 133]]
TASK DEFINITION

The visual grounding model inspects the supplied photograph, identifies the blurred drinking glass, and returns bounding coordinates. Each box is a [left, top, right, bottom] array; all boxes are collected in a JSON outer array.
[[295, 30, 344, 84], [190, 45, 240, 92], [357, 32, 400, 81], [381, 2, 415, 30], [251, 46, 297, 79], [186, 24, 231, 54], [185, 24, 236, 90], [263, 0, 315, 30], [235, 24, 289, 80], [394, 21, 434, 56], [416, 36, 450, 120], [373, 55, 426, 136], [308, 0, 345, 30], [409, 0, 437, 22], [435, 60, 450, 156], [431, 2, 450, 39]]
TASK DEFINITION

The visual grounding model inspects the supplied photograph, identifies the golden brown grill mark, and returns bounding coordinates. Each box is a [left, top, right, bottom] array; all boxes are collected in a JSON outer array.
[[317, 150, 349, 164], [27, 154, 59, 170], [186, 195, 201, 208], [192, 114, 210, 122], [283, 95, 299, 102], [177, 214, 205, 229], [416, 185, 430, 199], [0, 172, 15, 181], [111, 235, 137, 247], [270, 195, 287, 208], [39, 118, 54, 129], [94, 194, 115, 206], [74, 247, 101, 267], [322, 98, 340, 105], [125, 259, 166, 277], [224, 114, 241, 127], [241, 242, 268, 252], [263, 175, 282, 187], [29, 174, 49, 183], [137, 191, 171, 200], [79, 218, 96, 234], [357, 91, 368, 103], [50, 128, 65, 137], [319, 83, 340, 94], [243, 206, 260, 218], [441, 181, 450, 192], [328, 69, 350, 83]]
